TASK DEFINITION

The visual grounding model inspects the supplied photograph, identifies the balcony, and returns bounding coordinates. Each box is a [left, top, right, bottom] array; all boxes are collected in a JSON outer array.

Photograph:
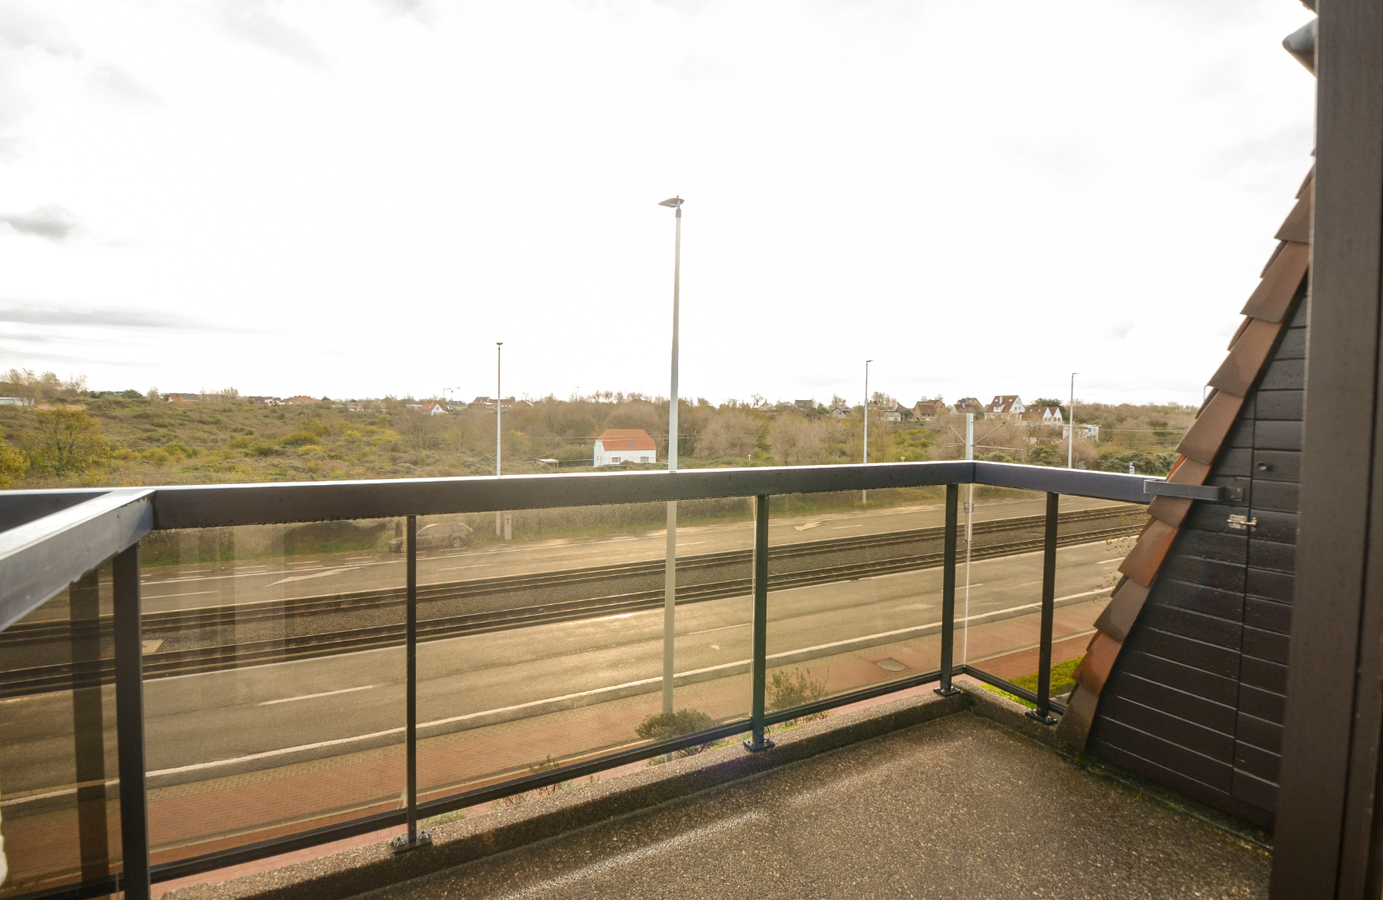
[[1, 461, 1180, 899]]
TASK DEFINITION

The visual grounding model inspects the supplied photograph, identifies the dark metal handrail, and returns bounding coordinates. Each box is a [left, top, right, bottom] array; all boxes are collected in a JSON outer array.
[[0, 461, 1154, 900]]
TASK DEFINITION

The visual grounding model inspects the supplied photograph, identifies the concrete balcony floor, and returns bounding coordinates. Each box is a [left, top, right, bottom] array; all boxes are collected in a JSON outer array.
[[170, 688, 1270, 900]]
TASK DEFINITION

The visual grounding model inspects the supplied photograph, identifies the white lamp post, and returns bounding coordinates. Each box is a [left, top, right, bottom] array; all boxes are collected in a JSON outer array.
[[496, 343, 504, 538], [862, 359, 873, 504], [1067, 372, 1078, 469], [658, 195, 683, 716]]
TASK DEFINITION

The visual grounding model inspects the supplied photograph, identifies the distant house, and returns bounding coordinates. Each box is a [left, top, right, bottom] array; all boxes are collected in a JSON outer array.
[[594, 429, 657, 467], [953, 397, 983, 415], [284, 396, 318, 406], [912, 399, 946, 420], [1020, 407, 1064, 427], [165, 392, 201, 403], [880, 402, 908, 423], [1064, 423, 1100, 441], [0, 397, 33, 407], [470, 396, 516, 412], [983, 395, 1025, 419], [830, 407, 850, 419], [247, 396, 282, 406], [794, 399, 814, 411], [407, 402, 447, 416]]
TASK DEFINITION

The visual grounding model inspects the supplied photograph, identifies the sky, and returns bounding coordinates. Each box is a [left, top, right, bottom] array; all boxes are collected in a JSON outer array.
[[0, 0, 1317, 408]]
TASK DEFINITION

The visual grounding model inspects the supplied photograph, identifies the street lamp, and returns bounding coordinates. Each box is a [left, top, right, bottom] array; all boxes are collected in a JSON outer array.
[[496, 343, 504, 539], [1067, 372, 1078, 469], [659, 195, 683, 717], [862, 359, 873, 504]]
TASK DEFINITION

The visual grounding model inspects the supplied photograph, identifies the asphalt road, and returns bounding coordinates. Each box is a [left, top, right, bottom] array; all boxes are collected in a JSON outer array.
[[0, 538, 1121, 802]]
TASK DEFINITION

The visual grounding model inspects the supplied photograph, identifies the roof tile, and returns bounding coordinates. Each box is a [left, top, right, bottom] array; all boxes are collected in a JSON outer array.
[[1177, 391, 1246, 465], [1275, 187, 1312, 243], [1118, 518, 1178, 586], [1094, 579, 1151, 642], [1166, 456, 1211, 486], [1073, 633, 1123, 696], [1209, 317, 1286, 396], [1148, 495, 1193, 528], [1241, 241, 1310, 323], [1053, 685, 1098, 748]]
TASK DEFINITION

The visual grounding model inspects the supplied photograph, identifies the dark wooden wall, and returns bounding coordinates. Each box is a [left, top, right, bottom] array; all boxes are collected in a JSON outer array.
[[1087, 285, 1307, 829]]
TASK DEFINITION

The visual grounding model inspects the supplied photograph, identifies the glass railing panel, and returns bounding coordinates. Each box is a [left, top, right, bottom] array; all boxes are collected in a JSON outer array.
[[0, 562, 118, 900], [415, 497, 755, 810], [763, 485, 949, 716], [959, 487, 1144, 701], [137, 519, 404, 867]]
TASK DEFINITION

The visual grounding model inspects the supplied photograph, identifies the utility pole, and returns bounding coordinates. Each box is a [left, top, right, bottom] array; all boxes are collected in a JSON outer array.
[[963, 411, 974, 665], [862, 359, 873, 505], [496, 343, 504, 539], [1068, 372, 1078, 469]]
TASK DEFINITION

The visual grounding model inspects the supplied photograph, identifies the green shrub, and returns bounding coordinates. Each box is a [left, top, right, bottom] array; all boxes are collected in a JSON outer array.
[[767, 667, 828, 718], [635, 708, 717, 760]]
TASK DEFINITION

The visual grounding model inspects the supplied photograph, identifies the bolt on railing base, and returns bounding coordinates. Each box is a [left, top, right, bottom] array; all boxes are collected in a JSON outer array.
[[1025, 710, 1058, 726], [933, 686, 962, 698], [743, 737, 776, 753], [390, 830, 432, 854]]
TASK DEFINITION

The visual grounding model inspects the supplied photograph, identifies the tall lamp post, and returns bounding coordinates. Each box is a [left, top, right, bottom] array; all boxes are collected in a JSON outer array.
[[862, 359, 873, 504], [658, 195, 683, 716], [1067, 372, 1078, 469], [496, 343, 504, 538]]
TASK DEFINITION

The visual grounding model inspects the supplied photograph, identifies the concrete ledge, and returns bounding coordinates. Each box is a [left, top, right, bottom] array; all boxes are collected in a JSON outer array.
[[164, 688, 968, 900]]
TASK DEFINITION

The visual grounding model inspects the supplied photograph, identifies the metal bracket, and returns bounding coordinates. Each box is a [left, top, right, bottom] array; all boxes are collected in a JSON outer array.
[[1227, 514, 1258, 531], [933, 686, 962, 697], [390, 830, 432, 854], [743, 737, 776, 753], [1143, 481, 1244, 503], [1025, 709, 1058, 726]]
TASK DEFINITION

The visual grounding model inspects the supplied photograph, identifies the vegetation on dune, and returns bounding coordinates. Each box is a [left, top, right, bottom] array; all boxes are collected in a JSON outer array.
[[0, 368, 1195, 491]]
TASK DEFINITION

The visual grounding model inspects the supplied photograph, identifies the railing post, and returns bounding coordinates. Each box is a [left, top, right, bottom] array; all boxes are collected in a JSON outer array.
[[113, 545, 150, 900], [392, 516, 430, 853], [1026, 492, 1060, 725], [69, 570, 110, 885], [744, 494, 774, 752], [935, 483, 961, 697]]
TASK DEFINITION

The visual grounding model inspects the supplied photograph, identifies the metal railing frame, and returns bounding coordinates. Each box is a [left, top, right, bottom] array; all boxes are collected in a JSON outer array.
[[0, 461, 1153, 900]]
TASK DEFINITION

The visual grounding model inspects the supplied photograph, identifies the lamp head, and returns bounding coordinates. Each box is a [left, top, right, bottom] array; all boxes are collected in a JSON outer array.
[[658, 197, 684, 208]]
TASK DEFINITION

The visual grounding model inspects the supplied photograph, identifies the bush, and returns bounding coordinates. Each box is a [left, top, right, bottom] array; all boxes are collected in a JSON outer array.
[[635, 708, 717, 759], [767, 667, 828, 720]]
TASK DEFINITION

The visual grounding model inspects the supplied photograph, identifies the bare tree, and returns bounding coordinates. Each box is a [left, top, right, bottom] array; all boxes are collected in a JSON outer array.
[[696, 411, 760, 459]]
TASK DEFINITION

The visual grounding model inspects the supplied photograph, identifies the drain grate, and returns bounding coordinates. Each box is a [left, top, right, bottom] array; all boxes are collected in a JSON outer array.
[[874, 658, 908, 672]]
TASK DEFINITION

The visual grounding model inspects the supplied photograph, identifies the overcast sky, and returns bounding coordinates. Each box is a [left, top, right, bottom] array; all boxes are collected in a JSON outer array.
[[0, 0, 1316, 407]]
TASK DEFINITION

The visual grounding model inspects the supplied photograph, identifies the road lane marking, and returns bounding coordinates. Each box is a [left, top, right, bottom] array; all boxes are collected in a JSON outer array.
[[793, 522, 822, 532], [268, 567, 358, 587], [143, 590, 218, 600], [832, 524, 864, 529], [259, 685, 376, 706], [441, 563, 494, 571]]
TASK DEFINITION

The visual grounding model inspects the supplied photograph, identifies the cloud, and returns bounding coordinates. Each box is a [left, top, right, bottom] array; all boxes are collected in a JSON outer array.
[[0, 305, 208, 329], [221, 0, 326, 67], [0, 206, 81, 241]]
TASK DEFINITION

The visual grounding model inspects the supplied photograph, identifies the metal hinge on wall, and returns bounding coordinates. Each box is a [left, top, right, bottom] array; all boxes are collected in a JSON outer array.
[[1227, 514, 1258, 531]]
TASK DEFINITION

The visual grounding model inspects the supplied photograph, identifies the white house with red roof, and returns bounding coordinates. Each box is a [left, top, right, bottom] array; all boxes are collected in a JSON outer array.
[[594, 428, 657, 467]]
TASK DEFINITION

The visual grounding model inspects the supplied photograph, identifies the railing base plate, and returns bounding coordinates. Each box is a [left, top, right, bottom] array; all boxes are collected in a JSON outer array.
[[1025, 710, 1058, 726], [743, 737, 776, 753], [390, 830, 433, 854], [933, 686, 962, 697]]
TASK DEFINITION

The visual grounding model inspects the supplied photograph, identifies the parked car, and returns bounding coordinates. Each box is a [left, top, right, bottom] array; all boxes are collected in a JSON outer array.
[[389, 522, 474, 553]]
